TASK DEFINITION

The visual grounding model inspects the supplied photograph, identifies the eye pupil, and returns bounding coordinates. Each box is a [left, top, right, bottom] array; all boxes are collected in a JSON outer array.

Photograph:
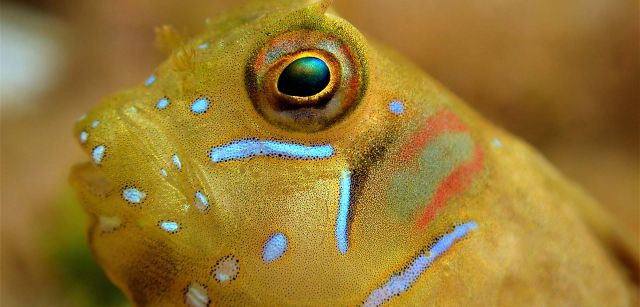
[[277, 57, 331, 97]]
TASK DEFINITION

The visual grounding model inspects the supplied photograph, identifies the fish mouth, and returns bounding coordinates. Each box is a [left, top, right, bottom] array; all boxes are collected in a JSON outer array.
[[362, 221, 478, 306], [70, 162, 115, 204]]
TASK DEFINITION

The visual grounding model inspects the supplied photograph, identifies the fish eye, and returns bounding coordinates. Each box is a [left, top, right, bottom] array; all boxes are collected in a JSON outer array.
[[270, 52, 339, 109], [277, 57, 331, 98], [246, 30, 366, 133]]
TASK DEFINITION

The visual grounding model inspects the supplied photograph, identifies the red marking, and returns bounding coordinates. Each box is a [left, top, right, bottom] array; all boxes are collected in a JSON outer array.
[[398, 110, 468, 163], [255, 52, 266, 70], [416, 145, 485, 229]]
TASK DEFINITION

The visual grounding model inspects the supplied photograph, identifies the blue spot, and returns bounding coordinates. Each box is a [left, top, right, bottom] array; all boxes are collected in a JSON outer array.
[[122, 187, 146, 204], [389, 100, 404, 115], [91, 120, 100, 128], [79, 131, 88, 144], [156, 97, 170, 110], [262, 232, 288, 263], [492, 138, 503, 149], [198, 42, 209, 49], [159, 221, 180, 233], [191, 97, 209, 114], [145, 74, 156, 87], [172, 154, 182, 170], [160, 169, 168, 177], [363, 222, 478, 306], [210, 139, 335, 163], [194, 191, 209, 211], [92, 145, 105, 164], [335, 170, 352, 255]]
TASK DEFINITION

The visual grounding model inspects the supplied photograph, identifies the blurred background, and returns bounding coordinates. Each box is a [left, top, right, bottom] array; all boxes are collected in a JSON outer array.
[[1, 0, 638, 305]]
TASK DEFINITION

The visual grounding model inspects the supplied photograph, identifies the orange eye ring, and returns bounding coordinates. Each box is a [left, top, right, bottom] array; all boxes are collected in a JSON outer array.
[[246, 30, 366, 133]]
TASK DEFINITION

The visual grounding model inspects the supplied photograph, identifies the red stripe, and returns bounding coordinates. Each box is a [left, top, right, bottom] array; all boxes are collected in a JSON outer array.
[[416, 145, 485, 229], [398, 110, 467, 163]]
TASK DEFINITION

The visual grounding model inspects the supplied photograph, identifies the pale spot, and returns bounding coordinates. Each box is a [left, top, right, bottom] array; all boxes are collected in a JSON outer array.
[[492, 138, 503, 149], [124, 106, 138, 114], [79, 131, 88, 144], [185, 283, 209, 307], [91, 120, 100, 128], [98, 215, 121, 232], [145, 74, 156, 87], [160, 168, 168, 177], [159, 221, 180, 233], [191, 97, 209, 114], [262, 232, 288, 263], [122, 187, 145, 204], [156, 97, 170, 110], [194, 191, 209, 212], [92, 145, 105, 164], [172, 154, 182, 170], [212, 255, 240, 283]]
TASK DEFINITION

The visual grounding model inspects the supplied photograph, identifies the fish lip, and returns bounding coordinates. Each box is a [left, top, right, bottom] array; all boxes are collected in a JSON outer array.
[[69, 161, 116, 210]]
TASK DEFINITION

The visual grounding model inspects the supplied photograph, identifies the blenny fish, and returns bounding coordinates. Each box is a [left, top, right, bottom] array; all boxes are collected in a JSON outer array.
[[70, 0, 639, 305]]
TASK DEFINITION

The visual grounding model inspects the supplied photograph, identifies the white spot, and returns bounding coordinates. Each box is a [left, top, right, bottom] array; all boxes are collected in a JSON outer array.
[[262, 232, 288, 263], [213, 255, 240, 283], [172, 154, 182, 170], [122, 187, 145, 204], [79, 131, 88, 144], [160, 221, 180, 233], [91, 120, 100, 128], [160, 168, 168, 177], [185, 283, 209, 307], [198, 42, 209, 49], [77, 114, 87, 121], [492, 138, 503, 149], [92, 145, 105, 164], [194, 191, 208, 212]]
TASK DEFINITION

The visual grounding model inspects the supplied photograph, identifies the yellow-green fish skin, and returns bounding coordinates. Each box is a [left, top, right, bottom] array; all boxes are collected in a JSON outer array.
[[70, 1, 638, 306]]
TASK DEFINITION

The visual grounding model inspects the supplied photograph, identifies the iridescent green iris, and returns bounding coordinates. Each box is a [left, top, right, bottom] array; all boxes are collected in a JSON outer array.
[[277, 57, 331, 97]]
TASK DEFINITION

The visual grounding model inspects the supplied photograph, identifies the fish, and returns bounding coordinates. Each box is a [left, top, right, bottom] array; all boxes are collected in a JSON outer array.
[[70, 0, 639, 305]]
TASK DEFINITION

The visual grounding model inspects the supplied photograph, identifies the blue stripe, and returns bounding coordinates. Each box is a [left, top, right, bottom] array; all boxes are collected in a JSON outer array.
[[210, 139, 334, 163], [335, 169, 351, 255], [363, 221, 478, 307]]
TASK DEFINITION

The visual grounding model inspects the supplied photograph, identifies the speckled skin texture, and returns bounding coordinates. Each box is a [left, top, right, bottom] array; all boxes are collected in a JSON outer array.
[[70, 0, 638, 306]]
